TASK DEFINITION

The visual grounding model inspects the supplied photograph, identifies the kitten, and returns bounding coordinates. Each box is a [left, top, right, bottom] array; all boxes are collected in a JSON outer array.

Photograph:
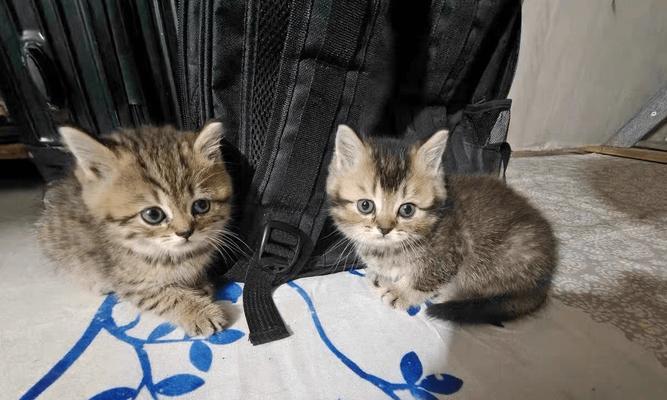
[[326, 125, 557, 324], [38, 123, 233, 335]]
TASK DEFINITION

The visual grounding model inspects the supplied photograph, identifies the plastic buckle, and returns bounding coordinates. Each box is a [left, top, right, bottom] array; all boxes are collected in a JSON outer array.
[[257, 221, 310, 277]]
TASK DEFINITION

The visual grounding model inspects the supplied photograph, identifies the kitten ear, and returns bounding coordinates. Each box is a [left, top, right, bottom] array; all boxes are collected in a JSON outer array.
[[59, 126, 117, 179], [333, 124, 365, 171], [195, 121, 224, 162], [416, 129, 449, 171]]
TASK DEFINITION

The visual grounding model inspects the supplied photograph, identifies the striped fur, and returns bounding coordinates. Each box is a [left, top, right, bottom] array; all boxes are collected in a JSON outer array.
[[38, 123, 234, 335], [326, 125, 557, 324]]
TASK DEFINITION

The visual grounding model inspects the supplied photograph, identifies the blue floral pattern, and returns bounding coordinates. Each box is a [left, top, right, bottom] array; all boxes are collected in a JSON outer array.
[[21, 283, 245, 400], [288, 281, 462, 399], [21, 277, 462, 399]]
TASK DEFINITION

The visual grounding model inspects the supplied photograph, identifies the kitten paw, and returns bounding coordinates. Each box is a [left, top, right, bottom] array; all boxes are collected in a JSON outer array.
[[91, 281, 114, 296], [368, 273, 391, 296], [367, 272, 381, 287], [380, 288, 413, 311], [202, 282, 216, 298], [180, 303, 228, 337]]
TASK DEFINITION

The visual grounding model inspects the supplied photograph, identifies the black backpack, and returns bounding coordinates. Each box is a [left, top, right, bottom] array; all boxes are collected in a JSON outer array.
[[1, 0, 520, 345], [179, 0, 521, 345]]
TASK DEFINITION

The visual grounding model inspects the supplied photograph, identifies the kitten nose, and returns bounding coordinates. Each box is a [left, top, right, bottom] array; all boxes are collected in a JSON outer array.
[[378, 227, 393, 236], [175, 227, 194, 239]]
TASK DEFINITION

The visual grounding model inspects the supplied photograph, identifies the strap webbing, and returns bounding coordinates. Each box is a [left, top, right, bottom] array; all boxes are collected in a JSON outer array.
[[237, 0, 369, 345], [499, 142, 511, 180], [243, 266, 290, 344]]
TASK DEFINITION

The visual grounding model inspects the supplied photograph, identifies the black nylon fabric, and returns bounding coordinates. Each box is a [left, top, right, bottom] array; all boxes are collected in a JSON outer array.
[[176, 0, 522, 344], [443, 99, 513, 175], [233, 0, 370, 345]]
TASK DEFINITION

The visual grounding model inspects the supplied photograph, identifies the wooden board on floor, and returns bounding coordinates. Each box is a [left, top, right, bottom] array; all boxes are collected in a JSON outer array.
[[512, 148, 589, 157], [584, 145, 667, 164], [0, 143, 28, 160]]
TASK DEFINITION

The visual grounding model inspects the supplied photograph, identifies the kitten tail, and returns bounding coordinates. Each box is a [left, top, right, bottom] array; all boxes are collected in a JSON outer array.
[[426, 290, 548, 326]]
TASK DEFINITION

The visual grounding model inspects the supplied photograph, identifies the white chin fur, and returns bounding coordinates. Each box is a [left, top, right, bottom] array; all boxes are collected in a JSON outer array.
[[127, 236, 207, 258], [340, 226, 407, 249], [364, 236, 402, 248], [162, 236, 207, 256]]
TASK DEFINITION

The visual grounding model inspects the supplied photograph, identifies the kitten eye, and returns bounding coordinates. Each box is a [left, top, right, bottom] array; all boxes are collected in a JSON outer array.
[[357, 199, 375, 214], [192, 199, 211, 215], [140, 207, 166, 225], [398, 203, 416, 218]]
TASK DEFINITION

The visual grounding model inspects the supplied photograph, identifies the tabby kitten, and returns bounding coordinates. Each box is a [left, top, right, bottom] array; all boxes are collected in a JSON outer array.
[[326, 125, 557, 324], [38, 123, 233, 335]]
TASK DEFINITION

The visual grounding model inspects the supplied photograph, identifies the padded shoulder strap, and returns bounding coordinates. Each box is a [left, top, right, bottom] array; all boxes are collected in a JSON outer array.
[[228, 0, 370, 345]]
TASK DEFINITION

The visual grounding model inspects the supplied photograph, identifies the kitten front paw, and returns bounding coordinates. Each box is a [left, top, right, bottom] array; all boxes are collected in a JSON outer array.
[[367, 273, 391, 296], [180, 303, 228, 337], [91, 282, 114, 296], [202, 281, 216, 298], [380, 288, 414, 311]]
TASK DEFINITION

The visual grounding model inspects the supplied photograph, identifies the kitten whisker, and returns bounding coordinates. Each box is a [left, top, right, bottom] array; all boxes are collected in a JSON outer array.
[[207, 229, 250, 258], [221, 229, 252, 252], [221, 237, 247, 259], [207, 235, 238, 257], [207, 227, 251, 252], [205, 237, 233, 265], [319, 229, 341, 241], [328, 236, 359, 275], [322, 237, 350, 258]]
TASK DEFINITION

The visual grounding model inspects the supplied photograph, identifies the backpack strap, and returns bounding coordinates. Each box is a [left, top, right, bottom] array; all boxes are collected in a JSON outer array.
[[227, 0, 370, 345]]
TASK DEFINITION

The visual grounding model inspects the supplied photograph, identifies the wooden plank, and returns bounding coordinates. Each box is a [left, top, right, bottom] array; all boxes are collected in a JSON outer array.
[[583, 145, 667, 164], [512, 148, 589, 158], [0, 143, 29, 159], [605, 85, 667, 147]]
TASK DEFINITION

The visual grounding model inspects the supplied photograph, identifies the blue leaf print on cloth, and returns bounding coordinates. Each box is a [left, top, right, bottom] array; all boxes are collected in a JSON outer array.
[[154, 374, 205, 396], [89, 386, 136, 400], [215, 281, 243, 303], [189, 341, 213, 372], [410, 388, 439, 400], [208, 329, 244, 345], [400, 352, 423, 384], [287, 281, 463, 399], [419, 374, 463, 395], [20, 294, 245, 400], [147, 322, 177, 341], [407, 305, 421, 316]]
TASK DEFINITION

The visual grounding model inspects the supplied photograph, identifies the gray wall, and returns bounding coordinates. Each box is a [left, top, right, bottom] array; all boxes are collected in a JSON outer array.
[[508, 0, 667, 150]]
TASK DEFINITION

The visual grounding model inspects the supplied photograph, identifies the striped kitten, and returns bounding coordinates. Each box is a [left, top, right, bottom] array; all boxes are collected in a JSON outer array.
[[326, 125, 557, 324], [38, 123, 233, 335]]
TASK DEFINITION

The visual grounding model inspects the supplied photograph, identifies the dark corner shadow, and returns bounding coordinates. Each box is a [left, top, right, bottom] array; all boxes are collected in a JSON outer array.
[[0, 158, 45, 190], [581, 155, 667, 220]]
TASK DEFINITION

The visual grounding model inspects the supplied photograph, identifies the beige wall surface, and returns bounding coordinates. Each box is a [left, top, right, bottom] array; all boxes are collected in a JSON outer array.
[[508, 0, 667, 149]]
